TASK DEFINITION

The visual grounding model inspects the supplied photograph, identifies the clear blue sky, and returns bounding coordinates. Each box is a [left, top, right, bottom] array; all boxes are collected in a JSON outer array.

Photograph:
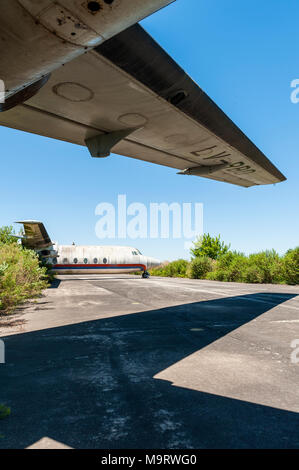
[[0, 0, 298, 261]]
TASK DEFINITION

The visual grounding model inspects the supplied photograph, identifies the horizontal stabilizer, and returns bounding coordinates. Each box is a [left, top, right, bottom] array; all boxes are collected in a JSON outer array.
[[16, 221, 52, 249]]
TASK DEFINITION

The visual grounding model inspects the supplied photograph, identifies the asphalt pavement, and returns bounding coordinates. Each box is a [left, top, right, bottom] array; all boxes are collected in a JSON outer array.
[[0, 275, 298, 449]]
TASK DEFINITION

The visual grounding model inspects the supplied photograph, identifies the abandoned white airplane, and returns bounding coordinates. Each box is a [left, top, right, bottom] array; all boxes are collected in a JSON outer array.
[[17, 221, 160, 278], [0, 0, 286, 188]]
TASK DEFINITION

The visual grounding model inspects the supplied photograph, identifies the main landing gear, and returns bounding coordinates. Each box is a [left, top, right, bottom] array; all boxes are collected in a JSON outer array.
[[142, 271, 150, 279]]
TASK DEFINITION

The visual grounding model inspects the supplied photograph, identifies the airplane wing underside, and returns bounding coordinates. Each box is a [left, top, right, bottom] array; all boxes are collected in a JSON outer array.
[[0, 24, 285, 187]]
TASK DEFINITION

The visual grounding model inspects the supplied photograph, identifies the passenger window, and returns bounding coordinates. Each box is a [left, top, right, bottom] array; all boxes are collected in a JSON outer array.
[[63, 258, 68, 263], [84, 258, 88, 264], [94, 258, 98, 264], [73, 258, 78, 264], [103, 258, 107, 264]]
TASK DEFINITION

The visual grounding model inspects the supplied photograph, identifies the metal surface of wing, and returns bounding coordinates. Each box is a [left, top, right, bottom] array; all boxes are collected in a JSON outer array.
[[0, 24, 286, 187]]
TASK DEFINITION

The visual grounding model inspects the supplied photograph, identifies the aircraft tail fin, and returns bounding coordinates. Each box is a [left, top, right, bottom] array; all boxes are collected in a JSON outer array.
[[15, 221, 52, 250]]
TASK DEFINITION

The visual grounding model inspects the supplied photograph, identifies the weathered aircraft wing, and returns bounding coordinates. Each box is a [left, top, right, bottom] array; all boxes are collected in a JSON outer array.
[[0, 24, 285, 187]]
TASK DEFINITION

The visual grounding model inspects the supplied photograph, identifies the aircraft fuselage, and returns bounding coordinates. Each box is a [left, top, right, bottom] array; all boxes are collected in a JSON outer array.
[[50, 243, 160, 274]]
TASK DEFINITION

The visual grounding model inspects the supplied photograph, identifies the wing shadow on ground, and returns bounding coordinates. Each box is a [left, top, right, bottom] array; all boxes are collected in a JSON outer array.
[[0, 292, 298, 449]]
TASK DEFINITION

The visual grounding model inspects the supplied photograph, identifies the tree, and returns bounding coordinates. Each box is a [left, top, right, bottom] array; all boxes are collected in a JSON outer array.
[[190, 233, 230, 260]]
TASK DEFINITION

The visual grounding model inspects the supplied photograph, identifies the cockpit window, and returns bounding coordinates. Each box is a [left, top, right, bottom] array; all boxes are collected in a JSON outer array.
[[132, 249, 141, 255]]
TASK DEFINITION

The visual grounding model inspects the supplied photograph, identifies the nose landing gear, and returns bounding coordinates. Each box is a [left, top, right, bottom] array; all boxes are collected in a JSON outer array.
[[142, 271, 150, 279]]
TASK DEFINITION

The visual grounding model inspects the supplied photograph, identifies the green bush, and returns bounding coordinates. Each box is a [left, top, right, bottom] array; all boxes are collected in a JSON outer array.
[[206, 250, 285, 284], [147, 233, 298, 286], [283, 247, 299, 285], [206, 269, 228, 281], [244, 265, 264, 284], [0, 226, 16, 245], [246, 250, 283, 284], [187, 257, 213, 279], [219, 255, 244, 282], [150, 259, 189, 278], [208, 252, 247, 282], [217, 251, 244, 269], [0, 243, 49, 314]]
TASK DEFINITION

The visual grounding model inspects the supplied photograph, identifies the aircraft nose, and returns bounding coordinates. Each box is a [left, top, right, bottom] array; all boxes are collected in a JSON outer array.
[[146, 257, 161, 269]]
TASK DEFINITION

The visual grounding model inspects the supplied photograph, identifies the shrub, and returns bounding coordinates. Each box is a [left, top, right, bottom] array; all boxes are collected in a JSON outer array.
[[211, 250, 284, 284], [224, 255, 249, 282], [0, 243, 49, 314], [244, 265, 264, 284], [283, 247, 299, 285], [0, 226, 16, 245], [206, 269, 228, 281], [206, 252, 244, 282], [150, 259, 189, 278], [247, 250, 283, 284], [187, 257, 213, 279], [217, 251, 245, 269], [147, 233, 298, 286]]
